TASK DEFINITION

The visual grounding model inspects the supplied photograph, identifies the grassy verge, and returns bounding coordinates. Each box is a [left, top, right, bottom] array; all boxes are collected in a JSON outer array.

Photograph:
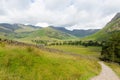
[[0, 44, 101, 80], [106, 62, 120, 77], [47, 45, 101, 58]]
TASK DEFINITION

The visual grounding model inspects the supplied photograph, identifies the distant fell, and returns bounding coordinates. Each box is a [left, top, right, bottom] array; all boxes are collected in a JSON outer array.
[[84, 12, 120, 40], [51, 26, 99, 37], [0, 24, 77, 43]]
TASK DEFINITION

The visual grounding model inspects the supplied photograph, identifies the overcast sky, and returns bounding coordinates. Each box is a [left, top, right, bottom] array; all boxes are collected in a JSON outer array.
[[0, 0, 119, 30]]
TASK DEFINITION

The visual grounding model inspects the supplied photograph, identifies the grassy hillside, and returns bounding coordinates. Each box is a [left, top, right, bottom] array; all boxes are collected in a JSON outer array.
[[0, 43, 101, 80], [12, 27, 77, 43], [0, 23, 40, 41], [28, 27, 77, 40], [0, 23, 40, 33], [84, 17, 120, 41], [52, 27, 100, 38], [0, 24, 77, 43]]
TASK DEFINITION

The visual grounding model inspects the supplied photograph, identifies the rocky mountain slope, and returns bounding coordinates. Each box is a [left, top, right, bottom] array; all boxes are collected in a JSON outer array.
[[85, 12, 120, 40], [51, 26, 99, 37]]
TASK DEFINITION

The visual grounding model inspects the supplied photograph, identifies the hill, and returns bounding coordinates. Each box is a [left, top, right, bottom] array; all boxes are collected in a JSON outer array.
[[19, 27, 77, 41], [0, 23, 40, 33], [51, 26, 99, 37], [0, 24, 77, 42], [0, 23, 40, 39], [84, 12, 120, 40]]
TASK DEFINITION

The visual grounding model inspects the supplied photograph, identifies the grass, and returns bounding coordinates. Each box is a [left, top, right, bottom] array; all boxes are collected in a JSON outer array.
[[106, 62, 120, 77], [47, 45, 101, 58], [0, 43, 101, 80]]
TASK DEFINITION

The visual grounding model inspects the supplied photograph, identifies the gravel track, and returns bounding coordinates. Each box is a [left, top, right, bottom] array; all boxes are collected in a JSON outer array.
[[91, 62, 120, 80]]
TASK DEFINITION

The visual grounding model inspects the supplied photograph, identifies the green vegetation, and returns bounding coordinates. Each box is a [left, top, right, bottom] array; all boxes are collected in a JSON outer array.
[[84, 18, 120, 41], [101, 31, 120, 63], [27, 27, 77, 40], [0, 43, 101, 80], [0, 24, 77, 43], [100, 31, 120, 77], [52, 27, 99, 38], [48, 40, 101, 47], [48, 45, 101, 58], [0, 13, 120, 80]]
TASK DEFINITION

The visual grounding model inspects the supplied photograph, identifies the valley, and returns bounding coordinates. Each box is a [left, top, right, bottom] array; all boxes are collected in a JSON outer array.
[[0, 9, 120, 80]]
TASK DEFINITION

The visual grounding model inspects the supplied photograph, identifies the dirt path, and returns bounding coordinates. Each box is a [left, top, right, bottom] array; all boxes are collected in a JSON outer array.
[[91, 62, 120, 80]]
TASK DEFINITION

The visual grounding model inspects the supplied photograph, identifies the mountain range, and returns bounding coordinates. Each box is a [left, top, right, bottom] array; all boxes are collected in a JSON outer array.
[[0, 23, 77, 42], [50, 26, 99, 37], [0, 23, 99, 42], [0, 12, 120, 42]]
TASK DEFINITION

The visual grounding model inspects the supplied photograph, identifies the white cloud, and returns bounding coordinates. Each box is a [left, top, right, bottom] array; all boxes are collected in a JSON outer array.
[[36, 22, 50, 27], [0, 0, 119, 29]]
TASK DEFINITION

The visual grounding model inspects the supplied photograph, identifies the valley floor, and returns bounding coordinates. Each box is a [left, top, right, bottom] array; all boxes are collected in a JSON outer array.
[[0, 44, 101, 80], [0, 42, 119, 80], [48, 45, 120, 80]]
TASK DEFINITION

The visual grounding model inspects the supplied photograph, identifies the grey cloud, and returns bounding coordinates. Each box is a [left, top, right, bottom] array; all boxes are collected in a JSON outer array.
[[3, 0, 32, 10], [0, 0, 119, 29], [0, 9, 6, 15]]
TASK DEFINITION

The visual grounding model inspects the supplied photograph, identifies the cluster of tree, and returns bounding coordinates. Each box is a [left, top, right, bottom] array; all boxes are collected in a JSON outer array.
[[49, 40, 102, 47], [31, 40, 49, 45], [101, 31, 120, 63], [81, 40, 102, 47]]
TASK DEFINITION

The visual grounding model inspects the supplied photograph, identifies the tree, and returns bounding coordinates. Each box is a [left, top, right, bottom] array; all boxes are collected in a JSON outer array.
[[101, 31, 120, 63]]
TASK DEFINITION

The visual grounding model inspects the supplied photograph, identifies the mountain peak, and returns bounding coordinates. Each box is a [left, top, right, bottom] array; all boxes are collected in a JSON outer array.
[[111, 12, 120, 21]]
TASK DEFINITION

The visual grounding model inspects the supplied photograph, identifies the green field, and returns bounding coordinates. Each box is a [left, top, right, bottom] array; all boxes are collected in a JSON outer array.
[[48, 45, 120, 78], [0, 43, 101, 80], [47, 45, 101, 59]]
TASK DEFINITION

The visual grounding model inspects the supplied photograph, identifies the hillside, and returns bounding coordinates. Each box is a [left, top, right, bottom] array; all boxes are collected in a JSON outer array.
[[51, 26, 100, 37], [0, 24, 77, 43], [19, 27, 77, 41], [0, 23, 100, 42], [84, 13, 120, 40], [0, 23, 40, 33], [0, 23, 40, 39]]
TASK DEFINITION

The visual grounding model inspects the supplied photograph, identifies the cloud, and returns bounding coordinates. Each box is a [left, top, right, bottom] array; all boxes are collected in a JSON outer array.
[[0, 0, 119, 29], [36, 22, 49, 27]]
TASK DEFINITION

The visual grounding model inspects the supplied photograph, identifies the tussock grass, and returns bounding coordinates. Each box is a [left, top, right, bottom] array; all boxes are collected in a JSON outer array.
[[0, 44, 101, 80]]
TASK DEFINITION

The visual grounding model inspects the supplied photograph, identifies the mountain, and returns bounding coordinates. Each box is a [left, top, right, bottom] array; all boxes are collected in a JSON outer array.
[[51, 26, 100, 37], [0, 24, 77, 42], [0, 23, 40, 33], [0, 23, 41, 39], [18, 27, 77, 41], [85, 12, 120, 40]]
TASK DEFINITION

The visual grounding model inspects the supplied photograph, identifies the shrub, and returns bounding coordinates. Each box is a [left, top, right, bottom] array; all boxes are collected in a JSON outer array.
[[26, 47, 34, 52], [0, 42, 6, 47]]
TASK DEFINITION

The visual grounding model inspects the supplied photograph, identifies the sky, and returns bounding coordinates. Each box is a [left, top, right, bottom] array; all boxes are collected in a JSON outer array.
[[0, 0, 119, 30]]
